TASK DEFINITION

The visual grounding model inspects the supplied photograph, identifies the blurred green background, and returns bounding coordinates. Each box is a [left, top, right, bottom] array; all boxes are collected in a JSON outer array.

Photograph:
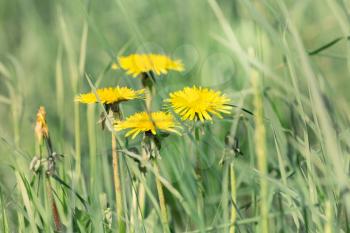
[[1, 0, 350, 232]]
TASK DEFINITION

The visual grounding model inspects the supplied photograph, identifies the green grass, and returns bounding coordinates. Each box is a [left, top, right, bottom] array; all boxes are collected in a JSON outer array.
[[1, 0, 350, 232]]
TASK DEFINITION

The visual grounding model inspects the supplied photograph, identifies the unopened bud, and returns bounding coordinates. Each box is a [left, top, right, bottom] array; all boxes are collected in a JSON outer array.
[[35, 106, 49, 143]]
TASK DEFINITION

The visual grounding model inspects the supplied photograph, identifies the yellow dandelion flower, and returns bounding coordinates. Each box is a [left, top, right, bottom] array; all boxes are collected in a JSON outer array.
[[35, 106, 49, 142], [75, 86, 144, 104], [118, 54, 184, 77], [115, 111, 180, 139], [165, 86, 232, 122]]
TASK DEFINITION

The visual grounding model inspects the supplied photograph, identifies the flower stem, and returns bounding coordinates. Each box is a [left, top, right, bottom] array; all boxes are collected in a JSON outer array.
[[252, 70, 269, 233], [137, 178, 146, 220], [130, 181, 137, 233], [229, 162, 236, 233], [141, 72, 154, 112], [87, 105, 97, 190], [46, 178, 61, 231], [74, 101, 81, 177], [111, 133, 125, 233], [324, 200, 332, 233], [145, 88, 153, 111], [194, 126, 204, 214], [139, 72, 153, 223], [153, 160, 170, 233]]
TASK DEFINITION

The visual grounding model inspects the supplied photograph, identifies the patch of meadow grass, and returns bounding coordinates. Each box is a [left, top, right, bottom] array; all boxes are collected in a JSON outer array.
[[1, 0, 350, 232]]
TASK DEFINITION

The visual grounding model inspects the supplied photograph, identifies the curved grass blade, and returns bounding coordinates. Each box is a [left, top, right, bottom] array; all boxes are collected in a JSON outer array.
[[308, 36, 349, 56], [51, 174, 88, 209]]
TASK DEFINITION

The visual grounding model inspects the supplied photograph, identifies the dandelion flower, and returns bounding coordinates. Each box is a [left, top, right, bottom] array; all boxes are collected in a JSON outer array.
[[75, 87, 144, 104], [118, 54, 184, 77], [35, 106, 49, 142], [115, 111, 180, 139], [165, 86, 232, 122]]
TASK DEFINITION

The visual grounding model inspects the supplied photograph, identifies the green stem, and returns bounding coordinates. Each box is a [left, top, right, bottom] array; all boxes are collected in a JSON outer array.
[[324, 201, 332, 233], [130, 181, 137, 233], [138, 72, 153, 224], [222, 163, 229, 232], [46, 178, 62, 231], [252, 70, 269, 233], [153, 160, 170, 233], [111, 133, 125, 233], [74, 101, 81, 177], [145, 87, 153, 111], [137, 175, 146, 220], [87, 105, 97, 189], [194, 126, 204, 214], [229, 162, 236, 233], [141, 72, 154, 112]]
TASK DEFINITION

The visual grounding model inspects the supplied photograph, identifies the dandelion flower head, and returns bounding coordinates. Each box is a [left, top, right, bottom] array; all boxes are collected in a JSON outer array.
[[115, 111, 180, 139], [118, 54, 184, 77], [75, 87, 144, 104], [165, 86, 232, 122]]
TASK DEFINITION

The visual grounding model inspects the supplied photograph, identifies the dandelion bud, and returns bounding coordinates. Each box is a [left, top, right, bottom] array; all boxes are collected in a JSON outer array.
[[35, 106, 49, 144]]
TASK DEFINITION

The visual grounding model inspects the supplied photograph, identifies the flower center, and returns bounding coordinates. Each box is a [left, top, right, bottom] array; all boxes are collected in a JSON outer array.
[[186, 93, 209, 112]]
